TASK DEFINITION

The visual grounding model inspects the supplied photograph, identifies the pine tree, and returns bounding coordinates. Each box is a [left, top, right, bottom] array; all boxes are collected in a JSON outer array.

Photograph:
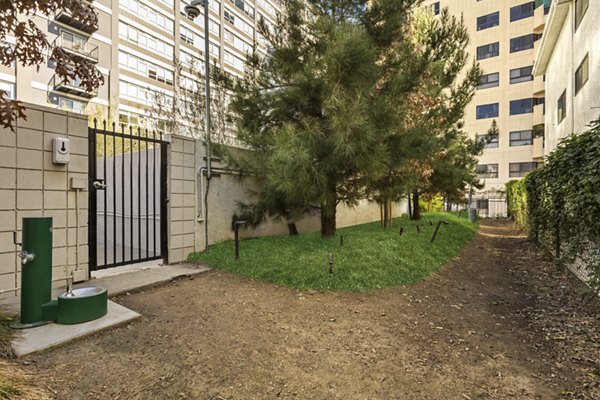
[[224, 0, 427, 237]]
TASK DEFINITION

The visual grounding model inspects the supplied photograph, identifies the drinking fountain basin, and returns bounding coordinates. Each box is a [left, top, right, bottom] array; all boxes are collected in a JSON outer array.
[[56, 287, 108, 324]]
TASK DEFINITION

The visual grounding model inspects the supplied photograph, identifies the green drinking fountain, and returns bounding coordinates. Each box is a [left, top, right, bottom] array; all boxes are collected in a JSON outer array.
[[10, 217, 108, 329]]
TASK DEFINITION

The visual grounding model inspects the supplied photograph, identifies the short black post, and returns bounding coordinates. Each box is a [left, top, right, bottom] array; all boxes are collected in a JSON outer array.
[[430, 221, 449, 243], [328, 252, 334, 274], [340, 235, 344, 247], [416, 225, 420, 233], [399, 227, 403, 236], [233, 220, 247, 261], [458, 209, 463, 219], [555, 221, 561, 259]]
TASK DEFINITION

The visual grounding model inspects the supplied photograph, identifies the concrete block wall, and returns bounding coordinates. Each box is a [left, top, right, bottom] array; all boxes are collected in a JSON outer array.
[[167, 135, 197, 263], [0, 103, 89, 298], [165, 137, 407, 261]]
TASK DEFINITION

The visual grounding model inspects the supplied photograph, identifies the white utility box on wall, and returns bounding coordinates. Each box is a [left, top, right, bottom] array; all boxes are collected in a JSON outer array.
[[52, 137, 70, 164]]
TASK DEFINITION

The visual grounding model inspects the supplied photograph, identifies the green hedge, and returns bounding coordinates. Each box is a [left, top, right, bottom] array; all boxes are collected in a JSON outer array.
[[506, 118, 600, 289], [505, 179, 527, 229]]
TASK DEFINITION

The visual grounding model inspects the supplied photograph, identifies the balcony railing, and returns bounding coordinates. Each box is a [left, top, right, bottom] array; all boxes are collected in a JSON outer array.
[[55, 9, 99, 34], [533, 136, 544, 160], [533, 74, 545, 96], [533, 2, 546, 34], [53, 32, 99, 63], [533, 103, 545, 126], [49, 74, 97, 99]]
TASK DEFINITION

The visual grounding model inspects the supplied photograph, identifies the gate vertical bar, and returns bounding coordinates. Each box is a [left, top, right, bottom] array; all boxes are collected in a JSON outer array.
[[160, 135, 168, 264], [138, 127, 142, 260], [112, 122, 117, 266], [153, 130, 157, 258], [103, 120, 108, 268], [129, 126, 134, 262], [146, 130, 150, 258], [88, 121, 98, 272], [121, 124, 125, 264]]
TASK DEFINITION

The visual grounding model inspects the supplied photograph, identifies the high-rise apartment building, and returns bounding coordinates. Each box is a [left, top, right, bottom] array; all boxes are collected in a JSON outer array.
[[0, 0, 280, 126], [423, 0, 551, 192]]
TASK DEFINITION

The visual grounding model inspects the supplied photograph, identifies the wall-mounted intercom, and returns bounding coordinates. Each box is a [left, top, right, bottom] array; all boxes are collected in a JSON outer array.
[[52, 137, 70, 164]]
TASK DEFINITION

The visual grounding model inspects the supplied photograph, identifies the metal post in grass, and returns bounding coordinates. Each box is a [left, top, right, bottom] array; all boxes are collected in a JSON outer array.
[[340, 235, 344, 247], [328, 252, 334, 274], [233, 221, 247, 261], [430, 221, 449, 243]]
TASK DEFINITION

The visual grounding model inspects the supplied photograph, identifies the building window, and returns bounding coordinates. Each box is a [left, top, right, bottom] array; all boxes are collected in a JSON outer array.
[[510, 2, 534, 22], [476, 103, 499, 119], [477, 134, 499, 148], [476, 164, 499, 179], [224, 9, 235, 24], [477, 72, 499, 89], [432, 2, 440, 15], [0, 80, 15, 99], [557, 90, 566, 124], [510, 66, 533, 84], [575, 54, 589, 95], [476, 42, 499, 60], [180, 26, 195, 44], [509, 130, 533, 146], [58, 97, 85, 113], [477, 12, 499, 30], [575, 0, 589, 30], [510, 98, 534, 115], [510, 34, 535, 53], [509, 162, 541, 178]]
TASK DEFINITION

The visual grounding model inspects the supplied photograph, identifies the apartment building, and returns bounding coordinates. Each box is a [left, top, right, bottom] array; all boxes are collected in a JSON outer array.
[[0, 0, 280, 127], [423, 0, 552, 191], [533, 0, 598, 155]]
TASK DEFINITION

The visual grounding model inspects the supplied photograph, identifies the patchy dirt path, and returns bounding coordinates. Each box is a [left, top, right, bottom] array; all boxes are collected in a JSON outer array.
[[24, 220, 599, 399]]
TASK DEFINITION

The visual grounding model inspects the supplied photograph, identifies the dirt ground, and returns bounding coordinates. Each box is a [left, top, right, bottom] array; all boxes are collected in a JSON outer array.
[[22, 220, 599, 399]]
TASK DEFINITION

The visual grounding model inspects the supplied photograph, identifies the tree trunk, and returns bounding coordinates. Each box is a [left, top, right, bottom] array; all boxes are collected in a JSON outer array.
[[287, 223, 298, 236], [411, 190, 421, 220], [407, 194, 413, 219], [383, 202, 389, 228], [445, 197, 452, 212], [320, 202, 336, 237], [320, 182, 337, 237]]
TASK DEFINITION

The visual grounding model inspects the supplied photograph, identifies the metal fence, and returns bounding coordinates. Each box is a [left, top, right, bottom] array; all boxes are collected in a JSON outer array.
[[88, 123, 169, 270]]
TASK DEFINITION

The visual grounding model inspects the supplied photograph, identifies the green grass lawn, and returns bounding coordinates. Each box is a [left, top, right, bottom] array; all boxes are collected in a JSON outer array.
[[188, 212, 478, 291]]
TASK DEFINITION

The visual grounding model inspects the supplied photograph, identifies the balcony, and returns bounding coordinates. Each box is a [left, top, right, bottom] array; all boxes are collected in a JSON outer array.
[[53, 32, 98, 63], [533, 103, 544, 126], [532, 136, 544, 160], [532, 74, 545, 96], [533, 3, 546, 34], [49, 74, 97, 99], [55, 9, 98, 34]]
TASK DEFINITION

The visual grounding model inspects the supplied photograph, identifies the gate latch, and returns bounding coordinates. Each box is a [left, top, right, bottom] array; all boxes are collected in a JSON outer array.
[[92, 179, 107, 190]]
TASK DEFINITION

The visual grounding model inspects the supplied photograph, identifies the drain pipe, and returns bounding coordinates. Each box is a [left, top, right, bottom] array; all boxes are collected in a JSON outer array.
[[198, 165, 211, 251]]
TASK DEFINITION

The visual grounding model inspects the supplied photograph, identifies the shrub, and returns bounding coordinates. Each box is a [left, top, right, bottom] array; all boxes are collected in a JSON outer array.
[[506, 118, 600, 290], [505, 179, 527, 229]]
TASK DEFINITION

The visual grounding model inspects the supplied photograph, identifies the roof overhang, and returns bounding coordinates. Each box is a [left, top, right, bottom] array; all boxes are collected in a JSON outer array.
[[533, 0, 571, 76]]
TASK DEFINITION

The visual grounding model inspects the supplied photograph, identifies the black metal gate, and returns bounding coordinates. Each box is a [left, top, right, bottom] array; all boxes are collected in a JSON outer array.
[[88, 121, 169, 271]]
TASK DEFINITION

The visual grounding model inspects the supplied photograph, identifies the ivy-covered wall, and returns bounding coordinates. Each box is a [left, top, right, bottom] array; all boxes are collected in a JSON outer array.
[[506, 118, 600, 290]]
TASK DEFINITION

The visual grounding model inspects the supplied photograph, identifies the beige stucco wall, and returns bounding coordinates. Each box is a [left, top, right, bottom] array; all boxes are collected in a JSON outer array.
[[541, 1, 600, 154], [0, 103, 89, 298], [167, 135, 407, 262]]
